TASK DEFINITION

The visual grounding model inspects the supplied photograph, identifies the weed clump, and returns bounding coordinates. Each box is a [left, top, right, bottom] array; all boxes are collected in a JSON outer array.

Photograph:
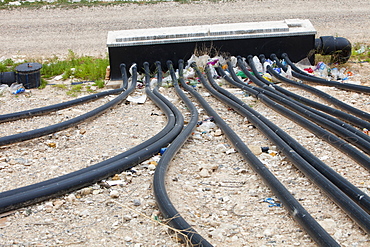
[[41, 50, 109, 82], [351, 43, 370, 62]]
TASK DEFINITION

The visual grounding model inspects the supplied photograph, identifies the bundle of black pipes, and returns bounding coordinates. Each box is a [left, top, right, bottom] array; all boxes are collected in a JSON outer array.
[[151, 56, 369, 246], [1, 53, 369, 246], [1, 17, 369, 245], [0, 64, 185, 213]]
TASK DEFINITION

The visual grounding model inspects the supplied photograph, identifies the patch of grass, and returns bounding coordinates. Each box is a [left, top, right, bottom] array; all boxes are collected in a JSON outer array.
[[39, 78, 48, 89], [52, 83, 99, 97], [314, 54, 332, 65], [86, 85, 94, 93], [92, 79, 105, 88], [40, 50, 109, 82], [0, 63, 7, 73], [52, 84, 68, 90], [1, 58, 15, 67], [42, 60, 70, 79], [2, 50, 108, 84], [350, 43, 370, 62], [66, 84, 83, 97], [0, 58, 21, 72]]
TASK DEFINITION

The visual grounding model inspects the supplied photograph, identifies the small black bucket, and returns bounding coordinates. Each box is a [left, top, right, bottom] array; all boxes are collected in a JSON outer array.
[[15, 62, 42, 89]]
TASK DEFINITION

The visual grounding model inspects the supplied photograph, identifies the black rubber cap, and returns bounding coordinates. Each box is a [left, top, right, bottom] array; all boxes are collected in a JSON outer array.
[[15, 63, 42, 73]]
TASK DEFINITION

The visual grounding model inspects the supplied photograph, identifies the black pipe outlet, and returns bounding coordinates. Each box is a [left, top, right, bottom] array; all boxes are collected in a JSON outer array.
[[0, 72, 16, 85], [315, 36, 352, 64]]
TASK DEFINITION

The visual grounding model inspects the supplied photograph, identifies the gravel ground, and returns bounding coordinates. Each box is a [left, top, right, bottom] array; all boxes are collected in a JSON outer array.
[[0, 0, 370, 59], [0, 1, 370, 246]]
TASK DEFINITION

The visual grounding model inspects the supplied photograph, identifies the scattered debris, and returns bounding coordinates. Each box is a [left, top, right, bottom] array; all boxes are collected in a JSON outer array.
[[262, 197, 282, 207]]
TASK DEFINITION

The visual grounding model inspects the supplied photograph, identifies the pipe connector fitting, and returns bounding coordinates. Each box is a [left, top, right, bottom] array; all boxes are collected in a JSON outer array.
[[315, 36, 352, 64]]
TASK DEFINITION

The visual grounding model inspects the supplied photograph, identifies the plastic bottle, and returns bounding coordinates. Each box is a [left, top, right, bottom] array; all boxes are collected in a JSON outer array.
[[198, 121, 216, 133], [315, 62, 329, 78], [252, 56, 264, 73], [0, 84, 9, 96], [330, 67, 339, 80], [10, 83, 25, 94]]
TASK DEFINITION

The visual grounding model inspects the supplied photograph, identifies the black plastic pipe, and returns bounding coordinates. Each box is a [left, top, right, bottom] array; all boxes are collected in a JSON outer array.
[[315, 36, 352, 64], [245, 55, 370, 155], [1, 62, 129, 124], [0, 91, 132, 146], [262, 55, 370, 130], [254, 55, 370, 132], [0, 88, 125, 124], [235, 57, 370, 168], [0, 71, 16, 85], [250, 54, 370, 131], [186, 61, 341, 246], [0, 64, 185, 213], [277, 53, 370, 95], [262, 63, 370, 138], [215, 66, 370, 214], [0, 64, 176, 198], [272, 53, 370, 121], [211, 64, 370, 235], [155, 61, 163, 87], [210, 64, 370, 227], [120, 63, 129, 89], [153, 61, 212, 247]]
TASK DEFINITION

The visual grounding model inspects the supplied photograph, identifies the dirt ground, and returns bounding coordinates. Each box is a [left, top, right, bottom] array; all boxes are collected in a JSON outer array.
[[0, 1, 370, 246], [0, 0, 370, 59]]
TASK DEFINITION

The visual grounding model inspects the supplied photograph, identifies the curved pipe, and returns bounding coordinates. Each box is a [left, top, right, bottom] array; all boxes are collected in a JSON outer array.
[[256, 55, 370, 132], [216, 63, 370, 234], [0, 64, 184, 214], [260, 61, 370, 142], [153, 61, 212, 246], [276, 53, 370, 95], [120, 63, 129, 89], [272, 53, 370, 121], [0, 88, 125, 123], [262, 55, 370, 130], [187, 61, 340, 246], [271, 54, 370, 121], [0, 64, 175, 199], [245, 55, 370, 155], [0, 89, 131, 146], [0, 64, 129, 124], [236, 57, 370, 168], [315, 36, 352, 64], [215, 65, 370, 214]]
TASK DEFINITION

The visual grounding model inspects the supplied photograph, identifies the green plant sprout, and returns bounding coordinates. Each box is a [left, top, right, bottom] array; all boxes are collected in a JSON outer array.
[[40, 50, 109, 82], [92, 79, 105, 88], [66, 84, 83, 97], [52, 84, 68, 90], [350, 43, 370, 62]]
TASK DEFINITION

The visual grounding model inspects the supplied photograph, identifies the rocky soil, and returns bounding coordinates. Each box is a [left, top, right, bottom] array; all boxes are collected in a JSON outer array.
[[0, 1, 370, 246]]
